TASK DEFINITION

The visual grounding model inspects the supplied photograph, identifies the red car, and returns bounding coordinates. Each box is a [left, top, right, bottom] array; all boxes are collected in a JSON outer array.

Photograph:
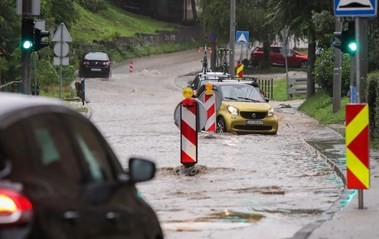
[[250, 46, 308, 69]]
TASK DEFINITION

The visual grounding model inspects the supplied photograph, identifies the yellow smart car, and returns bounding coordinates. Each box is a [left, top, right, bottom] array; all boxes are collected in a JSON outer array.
[[198, 81, 278, 134]]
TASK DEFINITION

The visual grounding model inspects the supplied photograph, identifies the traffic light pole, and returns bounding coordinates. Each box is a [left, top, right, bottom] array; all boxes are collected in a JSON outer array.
[[21, 0, 32, 95], [228, 0, 236, 75], [333, 18, 342, 113]]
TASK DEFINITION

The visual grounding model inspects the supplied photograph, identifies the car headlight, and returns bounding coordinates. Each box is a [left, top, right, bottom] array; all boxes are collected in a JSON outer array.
[[268, 107, 274, 117], [227, 105, 239, 115]]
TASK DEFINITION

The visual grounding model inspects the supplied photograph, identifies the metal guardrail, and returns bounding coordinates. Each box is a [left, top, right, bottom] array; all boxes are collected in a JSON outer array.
[[0, 81, 22, 93]]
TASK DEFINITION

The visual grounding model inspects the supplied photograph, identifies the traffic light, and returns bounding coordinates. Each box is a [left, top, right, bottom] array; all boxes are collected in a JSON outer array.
[[333, 21, 357, 56], [21, 18, 34, 52], [34, 28, 49, 51]]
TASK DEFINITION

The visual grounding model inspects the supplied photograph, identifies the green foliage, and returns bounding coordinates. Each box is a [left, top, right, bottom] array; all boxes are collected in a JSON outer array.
[[313, 47, 351, 97], [367, 71, 379, 139], [368, 20, 379, 72], [77, 0, 107, 13], [299, 90, 349, 125]]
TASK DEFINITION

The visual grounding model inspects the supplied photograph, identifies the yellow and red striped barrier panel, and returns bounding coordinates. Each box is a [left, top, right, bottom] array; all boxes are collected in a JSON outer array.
[[346, 103, 370, 189], [236, 63, 244, 79]]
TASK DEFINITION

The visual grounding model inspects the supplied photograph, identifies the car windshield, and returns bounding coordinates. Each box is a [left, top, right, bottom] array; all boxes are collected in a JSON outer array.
[[220, 84, 265, 103], [85, 52, 109, 61]]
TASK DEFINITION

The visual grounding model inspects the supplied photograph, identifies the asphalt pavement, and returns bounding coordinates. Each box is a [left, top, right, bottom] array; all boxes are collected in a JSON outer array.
[[292, 124, 379, 239]]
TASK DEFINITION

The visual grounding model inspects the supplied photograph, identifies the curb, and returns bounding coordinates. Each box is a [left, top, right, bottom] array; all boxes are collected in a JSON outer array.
[[291, 138, 354, 239]]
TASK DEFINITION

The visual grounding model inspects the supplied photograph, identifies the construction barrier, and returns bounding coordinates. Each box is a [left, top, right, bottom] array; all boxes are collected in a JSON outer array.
[[129, 61, 133, 74], [346, 103, 370, 189], [180, 97, 198, 167]]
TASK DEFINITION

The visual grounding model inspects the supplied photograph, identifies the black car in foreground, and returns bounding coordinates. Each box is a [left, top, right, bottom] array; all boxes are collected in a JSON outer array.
[[0, 93, 163, 239], [79, 52, 111, 78]]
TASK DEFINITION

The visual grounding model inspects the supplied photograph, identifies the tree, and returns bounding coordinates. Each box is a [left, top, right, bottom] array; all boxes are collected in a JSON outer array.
[[268, 0, 333, 98], [199, 0, 278, 69]]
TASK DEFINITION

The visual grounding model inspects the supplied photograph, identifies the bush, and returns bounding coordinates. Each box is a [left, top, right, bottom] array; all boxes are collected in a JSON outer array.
[[313, 47, 351, 97], [367, 71, 379, 139]]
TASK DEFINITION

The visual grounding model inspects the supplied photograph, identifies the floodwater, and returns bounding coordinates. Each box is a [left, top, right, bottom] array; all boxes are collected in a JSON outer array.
[[84, 49, 344, 239]]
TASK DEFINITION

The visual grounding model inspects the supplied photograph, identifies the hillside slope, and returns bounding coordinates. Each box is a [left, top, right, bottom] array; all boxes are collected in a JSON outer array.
[[70, 2, 176, 42]]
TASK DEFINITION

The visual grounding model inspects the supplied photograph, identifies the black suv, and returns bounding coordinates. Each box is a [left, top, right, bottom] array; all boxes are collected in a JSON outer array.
[[0, 93, 163, 239]]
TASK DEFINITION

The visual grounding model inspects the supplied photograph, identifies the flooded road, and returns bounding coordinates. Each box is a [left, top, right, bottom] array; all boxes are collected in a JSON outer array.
[[84, 49, 344, 239]]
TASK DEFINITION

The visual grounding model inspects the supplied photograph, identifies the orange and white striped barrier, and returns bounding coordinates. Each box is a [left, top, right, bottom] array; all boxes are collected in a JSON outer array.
[[129, 61, 133, 74], [346, 103, 370, 189], [199, 83, 222, 133]]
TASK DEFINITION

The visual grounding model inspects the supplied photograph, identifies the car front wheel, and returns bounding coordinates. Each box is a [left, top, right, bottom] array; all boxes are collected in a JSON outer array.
[[216, 117, 227, 133]]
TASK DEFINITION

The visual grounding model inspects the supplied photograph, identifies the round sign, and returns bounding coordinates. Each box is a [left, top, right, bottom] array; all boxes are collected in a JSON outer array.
[[173, 99, 207, 131], [54, 42, 69, 57], [198, 90, 222, 111]]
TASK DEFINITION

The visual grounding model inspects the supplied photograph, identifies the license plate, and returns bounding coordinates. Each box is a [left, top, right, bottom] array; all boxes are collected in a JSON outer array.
[[246, 120, 263, 125], [91, 68, 101, 71]]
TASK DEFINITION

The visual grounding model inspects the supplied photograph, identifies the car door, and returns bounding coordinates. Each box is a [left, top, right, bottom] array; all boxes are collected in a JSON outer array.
[[64, 114, 163, 239], [270, 47, 284, 65], [3, 112, 93, 239]]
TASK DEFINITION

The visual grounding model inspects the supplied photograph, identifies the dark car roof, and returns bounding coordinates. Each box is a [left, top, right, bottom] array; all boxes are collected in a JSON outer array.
[[84, 52, 109, 61], [0, 93, 75, 128]]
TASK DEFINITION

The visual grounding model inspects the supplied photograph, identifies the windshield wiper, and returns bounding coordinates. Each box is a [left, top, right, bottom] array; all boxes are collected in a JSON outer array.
[[224, 97, 238, 101], [237, 97, 261, 102]]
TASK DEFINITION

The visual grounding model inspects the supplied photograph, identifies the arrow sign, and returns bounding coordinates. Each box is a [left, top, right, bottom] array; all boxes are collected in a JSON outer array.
[[334, 0, 377, 16], [236, 31, 249, 44], [52, 23, 72, 42]]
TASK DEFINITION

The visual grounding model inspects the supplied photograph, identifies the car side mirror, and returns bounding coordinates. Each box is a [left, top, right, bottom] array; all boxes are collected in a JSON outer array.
[[128, 157, 156, 183]]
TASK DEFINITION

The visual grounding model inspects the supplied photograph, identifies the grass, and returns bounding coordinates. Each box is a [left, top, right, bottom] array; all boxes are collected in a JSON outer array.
[[71, 2, 175, 42], [298, 90, 348, 125]]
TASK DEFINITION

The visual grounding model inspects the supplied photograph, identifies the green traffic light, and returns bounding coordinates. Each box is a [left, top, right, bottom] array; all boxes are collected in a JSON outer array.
[[348, 42, 357, 52], [22, 40, 33, 50]]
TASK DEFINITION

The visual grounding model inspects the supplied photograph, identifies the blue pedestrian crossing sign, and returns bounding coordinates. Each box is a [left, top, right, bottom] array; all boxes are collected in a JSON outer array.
[[236, 31, 249, 44], [334, 0, 377, 16]]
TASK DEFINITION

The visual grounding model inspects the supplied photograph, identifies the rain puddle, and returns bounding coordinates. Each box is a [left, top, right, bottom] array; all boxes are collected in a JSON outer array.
[[195, 210, 265, 223]]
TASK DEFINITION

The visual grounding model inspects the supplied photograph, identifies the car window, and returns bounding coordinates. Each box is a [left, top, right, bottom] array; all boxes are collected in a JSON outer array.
[[66, 115, 119, 183], [28, 114, 82, 182], [270, 48, 281, 53], [2, 113, 83, 197], [85, 52, 109, 61], [220, 85, 265, 102]]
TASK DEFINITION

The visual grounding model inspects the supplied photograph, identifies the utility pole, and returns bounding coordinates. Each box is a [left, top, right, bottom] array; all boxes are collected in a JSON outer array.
[[228, 0, 236, 76], [333, 18, 342, 113]]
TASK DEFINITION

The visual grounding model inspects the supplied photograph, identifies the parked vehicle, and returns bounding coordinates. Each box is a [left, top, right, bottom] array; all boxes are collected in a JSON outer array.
[[196, 82, 278, 135], [79, 52, 111, 78], [0, 93, 163, 239], [188, 71, 230, 96], [250, 46, 308, 69]]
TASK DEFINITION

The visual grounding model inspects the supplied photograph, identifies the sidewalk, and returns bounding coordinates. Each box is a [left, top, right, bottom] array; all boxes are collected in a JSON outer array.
[[292, 124, 379, 239]]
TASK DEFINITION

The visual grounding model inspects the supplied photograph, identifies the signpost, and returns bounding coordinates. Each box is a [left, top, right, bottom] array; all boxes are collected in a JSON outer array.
[[52, 23, 72, 99], [333, 0, 377, 209]]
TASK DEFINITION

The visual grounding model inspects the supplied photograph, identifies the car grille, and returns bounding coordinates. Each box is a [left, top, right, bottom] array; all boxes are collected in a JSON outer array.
[[240, 111, 267, 119], [234, 125, 272, 130]]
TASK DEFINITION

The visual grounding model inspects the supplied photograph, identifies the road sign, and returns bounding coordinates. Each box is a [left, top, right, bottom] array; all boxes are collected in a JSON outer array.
[[53, 57, 69, 66], [52, 23, 72, 42], [236, 31, 249, 44], [54, 42, 69, 57], [334, 0, 377, 16]]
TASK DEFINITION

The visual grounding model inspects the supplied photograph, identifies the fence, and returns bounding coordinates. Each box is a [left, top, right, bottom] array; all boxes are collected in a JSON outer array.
[[288, 77, 307, 98]]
